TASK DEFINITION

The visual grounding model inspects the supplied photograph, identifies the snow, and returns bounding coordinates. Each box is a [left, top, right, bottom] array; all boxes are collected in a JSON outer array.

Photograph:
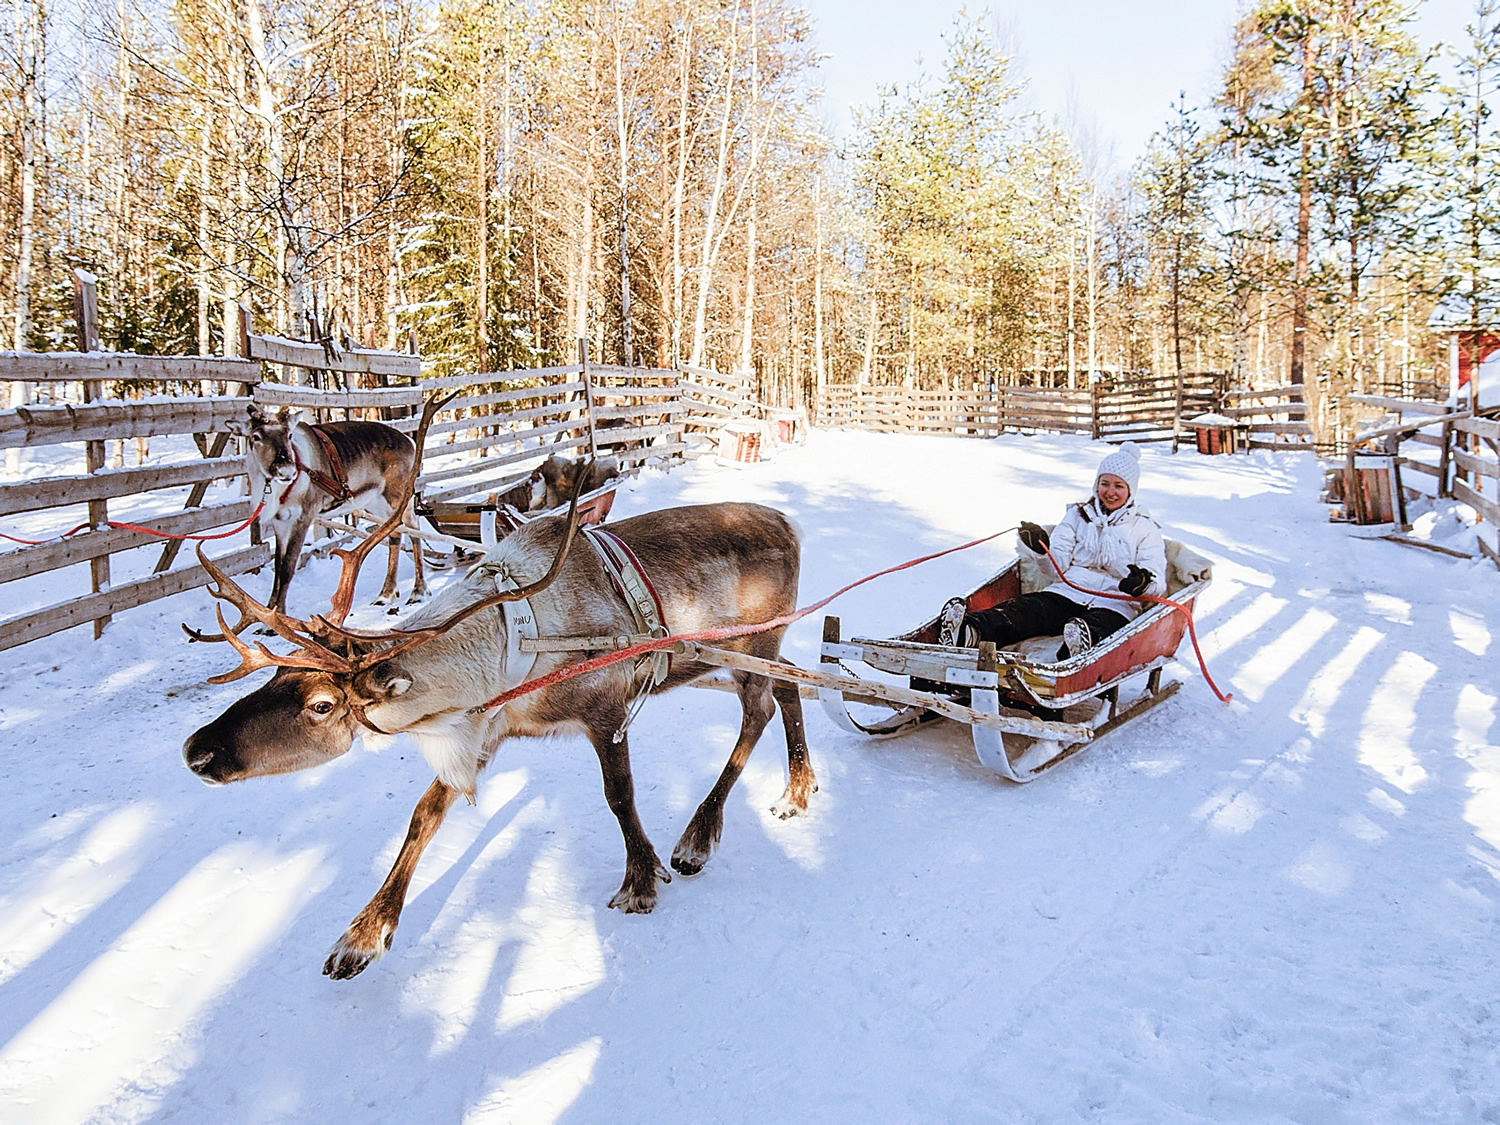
[[2, 429, 1499, 1123]]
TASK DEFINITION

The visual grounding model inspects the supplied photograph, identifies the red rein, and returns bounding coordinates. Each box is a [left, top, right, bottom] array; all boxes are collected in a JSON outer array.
[[1040, 543, 1232, 704], [475, 525, 1231, 714]]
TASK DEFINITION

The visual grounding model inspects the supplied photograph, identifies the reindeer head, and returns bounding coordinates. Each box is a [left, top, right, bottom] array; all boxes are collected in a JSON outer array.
[[181, 400, 585, 786], [183, 667, 360, 783], [244, 403, 299, 485]]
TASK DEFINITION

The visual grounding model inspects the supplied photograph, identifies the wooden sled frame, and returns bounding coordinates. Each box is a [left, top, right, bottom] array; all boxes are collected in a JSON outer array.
[[813, 538, 1213, 782], [417, 479, 620, 546]]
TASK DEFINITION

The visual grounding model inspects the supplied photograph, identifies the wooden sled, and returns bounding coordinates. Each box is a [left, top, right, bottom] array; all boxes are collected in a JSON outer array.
[[417, 480, 619, 547], [816, 538, 1213, 782]]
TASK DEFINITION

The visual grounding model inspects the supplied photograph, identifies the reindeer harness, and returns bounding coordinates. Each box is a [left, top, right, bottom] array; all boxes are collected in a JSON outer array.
[[299, 425, 355, 503], [485, 526, 670, 742]]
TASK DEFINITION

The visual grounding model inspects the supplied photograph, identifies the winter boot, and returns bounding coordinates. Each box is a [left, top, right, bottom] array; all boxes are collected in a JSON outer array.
[[1057, 617, 1092, 661], [937, 597, 975, 648]]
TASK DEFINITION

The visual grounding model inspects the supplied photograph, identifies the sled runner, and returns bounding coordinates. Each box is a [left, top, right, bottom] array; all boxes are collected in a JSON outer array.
[[814, 538, 1213, 782]]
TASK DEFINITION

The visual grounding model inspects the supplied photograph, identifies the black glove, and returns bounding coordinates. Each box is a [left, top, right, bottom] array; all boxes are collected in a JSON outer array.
[[1119, 565, 1154, 598], [1019, 521, 1049, 554]]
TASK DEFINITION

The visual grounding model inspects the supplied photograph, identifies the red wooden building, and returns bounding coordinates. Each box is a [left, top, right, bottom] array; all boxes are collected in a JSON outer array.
[[1429, 298, 1500, 411]]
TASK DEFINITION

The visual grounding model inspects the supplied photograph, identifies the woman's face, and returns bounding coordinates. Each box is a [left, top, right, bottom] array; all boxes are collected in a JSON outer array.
[[1096, 473, 1131, 512]]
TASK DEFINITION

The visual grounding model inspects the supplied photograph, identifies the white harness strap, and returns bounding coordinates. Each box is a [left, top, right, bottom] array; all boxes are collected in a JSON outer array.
[[583, 526, 671, 741], [465, 557, 540, 696], [501, 594, 539, 692]]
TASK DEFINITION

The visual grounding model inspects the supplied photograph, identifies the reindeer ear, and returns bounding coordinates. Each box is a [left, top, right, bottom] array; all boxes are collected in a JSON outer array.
[[359, 662, 412, 701]]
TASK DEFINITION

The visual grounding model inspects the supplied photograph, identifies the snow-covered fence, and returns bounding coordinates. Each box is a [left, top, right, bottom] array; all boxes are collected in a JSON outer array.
[[812, 372, 1227, 442], [1, 352, 758, 652], [1445, 416, 1500, 567], [0, 388, 268, 651], [1335, 399, 1500, 566]]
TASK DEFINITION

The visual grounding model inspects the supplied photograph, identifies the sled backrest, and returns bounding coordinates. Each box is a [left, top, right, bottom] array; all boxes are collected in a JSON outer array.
[[1017, 527, 1213, 596]]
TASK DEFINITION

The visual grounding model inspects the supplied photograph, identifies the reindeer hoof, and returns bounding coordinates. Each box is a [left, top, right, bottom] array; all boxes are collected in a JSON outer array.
[[770, 781, 817, 820], [670, 838, 711, 877], [607, 886, 657, 913], [322, 923, 393, 980], [607, 862, 670, 912], [404, 591, 428, 606]]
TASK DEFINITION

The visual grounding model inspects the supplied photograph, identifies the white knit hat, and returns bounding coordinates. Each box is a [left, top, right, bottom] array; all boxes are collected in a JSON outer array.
[[1095, 441, 1142, 496]]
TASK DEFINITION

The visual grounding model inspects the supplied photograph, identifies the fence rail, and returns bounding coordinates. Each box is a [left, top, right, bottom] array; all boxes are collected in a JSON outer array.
[[1355, 406, 1500, 567], [813, 373, 1229, 443]]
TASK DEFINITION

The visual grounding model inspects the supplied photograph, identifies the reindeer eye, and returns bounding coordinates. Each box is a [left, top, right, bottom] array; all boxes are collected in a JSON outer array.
[[308, 700, 336, 716]]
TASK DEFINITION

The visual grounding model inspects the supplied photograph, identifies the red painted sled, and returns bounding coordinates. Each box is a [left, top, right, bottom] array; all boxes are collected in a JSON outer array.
[[816, 538, 1213, 782]]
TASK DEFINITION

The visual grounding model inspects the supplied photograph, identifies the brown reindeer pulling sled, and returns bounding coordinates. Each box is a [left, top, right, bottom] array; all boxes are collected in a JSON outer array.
[[183, 396, 817, 979]]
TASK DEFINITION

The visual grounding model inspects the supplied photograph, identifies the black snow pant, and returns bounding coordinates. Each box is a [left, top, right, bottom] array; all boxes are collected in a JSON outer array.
[[964, 590, 1128, 650]]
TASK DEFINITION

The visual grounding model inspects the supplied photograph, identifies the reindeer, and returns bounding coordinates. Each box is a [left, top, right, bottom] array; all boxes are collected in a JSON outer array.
[[238, 403, 428, 615], [532, 452, 620, 510], [182, 401, 816, 980]]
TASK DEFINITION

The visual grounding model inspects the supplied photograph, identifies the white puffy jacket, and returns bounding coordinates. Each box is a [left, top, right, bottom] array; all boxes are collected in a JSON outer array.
[[1043, 496, 1167, 620]]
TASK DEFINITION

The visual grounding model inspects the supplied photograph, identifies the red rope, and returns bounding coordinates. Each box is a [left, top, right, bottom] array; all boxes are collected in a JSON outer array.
[[1, 501, 264, 547], [1039, 543, 1232, 704], [0, 522, 89, 546], [475, 526, 1022, 713]]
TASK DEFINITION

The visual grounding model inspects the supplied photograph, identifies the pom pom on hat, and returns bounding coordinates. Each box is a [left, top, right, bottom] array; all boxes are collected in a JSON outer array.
[[1095, 441, 1141, 495]]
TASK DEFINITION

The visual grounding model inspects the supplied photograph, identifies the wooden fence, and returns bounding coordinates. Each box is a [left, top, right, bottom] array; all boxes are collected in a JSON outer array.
[[1341, 393, 1500, 567], [1218, 385, 1314, 450], [812, 372, 1228, 443], [0, 309, 756, 653]]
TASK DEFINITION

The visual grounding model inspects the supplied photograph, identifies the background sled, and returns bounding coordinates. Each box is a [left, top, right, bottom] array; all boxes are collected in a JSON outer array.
[[417, 479, 619, 547], [817, 538, 1213, 782]]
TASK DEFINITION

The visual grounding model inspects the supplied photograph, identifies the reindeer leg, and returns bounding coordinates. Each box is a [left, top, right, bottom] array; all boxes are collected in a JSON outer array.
[[672, 668, 777, 877], [585, 706, 671, 913], [324, 777, 459, 980], [405, 499, 428, 604], [769, 665, 818, 820], [373, 532, 402, 609], [265, 515, 312, 625]]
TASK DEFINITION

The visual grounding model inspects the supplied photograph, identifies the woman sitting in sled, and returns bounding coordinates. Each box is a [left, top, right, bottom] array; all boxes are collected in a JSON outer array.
[[937, 442, 1167, 660]]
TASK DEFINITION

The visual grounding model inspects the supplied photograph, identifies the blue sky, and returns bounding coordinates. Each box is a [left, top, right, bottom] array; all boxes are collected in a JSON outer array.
[[800, 0, 1484, 169]]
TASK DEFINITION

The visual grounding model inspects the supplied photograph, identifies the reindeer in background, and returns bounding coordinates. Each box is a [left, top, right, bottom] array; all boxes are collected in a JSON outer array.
[[182, 397, 817, 979], [238, 403, 428, 616]]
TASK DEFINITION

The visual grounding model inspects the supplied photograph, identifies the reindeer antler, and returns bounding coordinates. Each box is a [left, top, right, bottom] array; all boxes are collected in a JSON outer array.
[[324, 391, 457, 627], [195, 548, 357, 684], [190, 391, 458, 682], [332, 460, 591, 667]]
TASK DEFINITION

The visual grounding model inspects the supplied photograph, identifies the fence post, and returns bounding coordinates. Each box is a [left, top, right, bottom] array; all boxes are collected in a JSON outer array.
[[1438, 420, 1453, 499], [72, 268, 111, 638], [1090, 380, 1102, 441], [579, 337, 599, 460]]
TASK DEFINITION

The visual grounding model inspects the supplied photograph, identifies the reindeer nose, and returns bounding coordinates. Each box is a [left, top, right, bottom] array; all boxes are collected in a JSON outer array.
[[182, 730, 229, 784]]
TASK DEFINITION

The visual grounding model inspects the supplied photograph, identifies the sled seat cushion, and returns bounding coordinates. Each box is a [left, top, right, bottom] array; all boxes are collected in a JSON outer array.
[[1007, 634, 1065, 663]]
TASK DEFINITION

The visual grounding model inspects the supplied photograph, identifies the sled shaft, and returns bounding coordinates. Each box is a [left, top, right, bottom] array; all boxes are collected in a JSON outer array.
[[673, 640, 1092, 742]]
